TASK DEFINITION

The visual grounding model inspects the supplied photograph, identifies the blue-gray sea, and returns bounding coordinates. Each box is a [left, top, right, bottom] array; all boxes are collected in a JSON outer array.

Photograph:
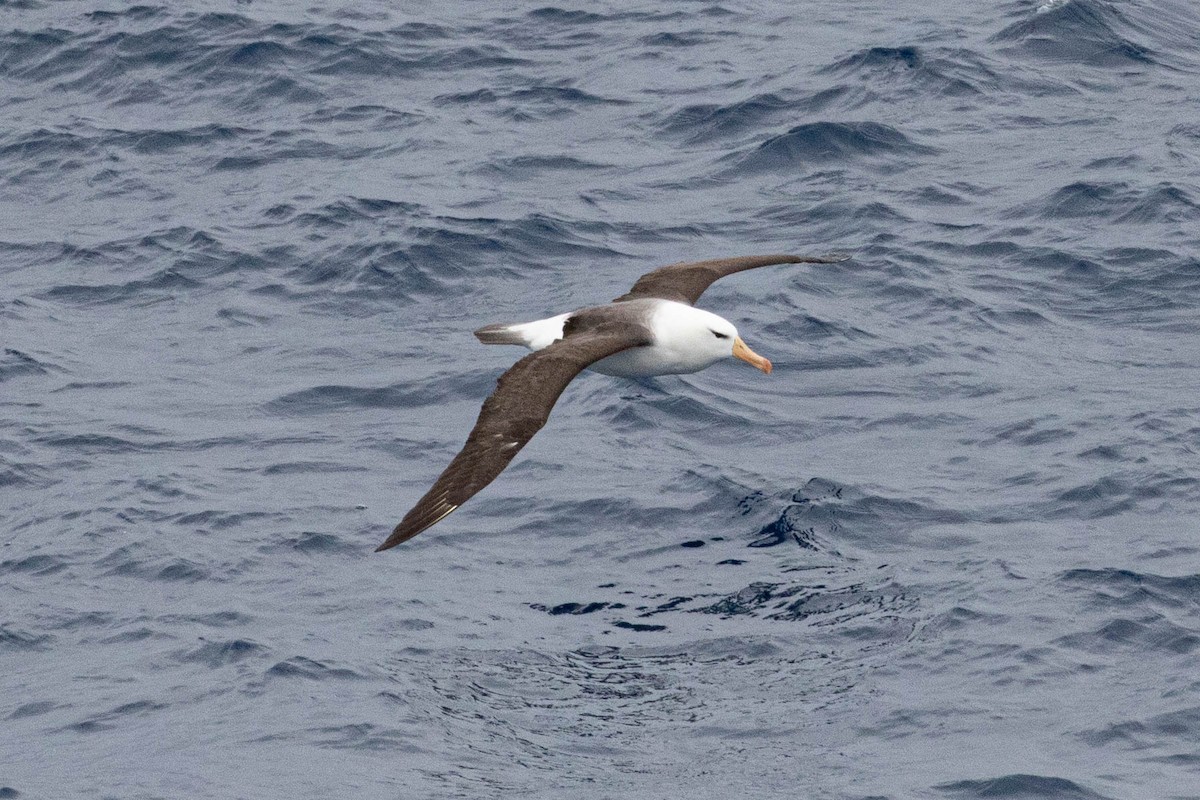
[[3, 0, 1200, 797]]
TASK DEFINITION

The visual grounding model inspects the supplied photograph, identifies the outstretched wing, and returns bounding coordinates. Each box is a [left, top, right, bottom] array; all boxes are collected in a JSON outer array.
[[376, 329, 650, 551], [613, 253, 851, 306]]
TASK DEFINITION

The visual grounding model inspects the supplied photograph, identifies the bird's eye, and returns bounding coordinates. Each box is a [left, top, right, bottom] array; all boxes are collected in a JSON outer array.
[[711, 330, 730, 340]]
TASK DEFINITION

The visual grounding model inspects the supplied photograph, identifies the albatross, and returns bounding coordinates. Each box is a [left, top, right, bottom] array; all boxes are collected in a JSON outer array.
[[376, 252, 849, 552]]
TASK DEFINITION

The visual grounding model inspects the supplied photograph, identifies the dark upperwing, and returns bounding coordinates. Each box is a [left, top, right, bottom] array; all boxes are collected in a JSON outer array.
[[377, 326, 650, 551], [613, 253, 851, 306]]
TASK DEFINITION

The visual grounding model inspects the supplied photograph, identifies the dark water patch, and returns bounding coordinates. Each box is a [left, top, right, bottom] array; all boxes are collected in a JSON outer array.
[[0, 348, 58, 382], [1018, 248, 1113, 287], [725, 121, 937, 175], [26, 226, 266, 307], [158, 610, 254, 628], [40, 272, 201, 305], [861, 412, 974, 433], [606, 392, 752, 432], [749, 477, 966, 549], [134, 475, 195, 500], [384, 22, 453, 41], [32, 432, 146, 454], [85, 6, 168, 24], [0, 554, 69, 576], [265, 371, 494, 415], [47, 610, 114, 633], [98, 627, 160, 645], [119, 123, 249, 154], [696, 576, 914, 630], [655, 91, 804, 145], [639, 30, 719, 48], [1077, 444, 1122, 461], [1113, 183, 1200, 224], [436, 84, 628, 121], [979, 415, 1076, 448], [759, 312, 876, 344], [283, 213, 617, 302], [755, 196, 912, 230], [510, 85, 627, 107], [62, 700, 168, 735], [95, 546, 211, 582], [1084, 154, 1143, 170], [531, 602, 627, 616], [394, 618, 435, 631], [1167, 123, 1200, 163], [2, 15, 483, 109], [1080, 705, 1200, 749], [475, 154, 612, 180], [0, 128, 97, 165], [259, 531, 360, 556], [922, 605, 1009, 635], [259, 461, 368, 476], [527, 7, 607, 25], [302, 104, 423, 130], [7, 700, 59, 720], [903, 184, 973, 206], [1055, 616, 1199, 655], [173, 509, 276, 531], [1051, 477, 1137, 519], [1028, 180, 1200, 223], [828, 45, 923, 72], [992, 0, 1157, 68], [49, 381, 133, 393], [309, 723, 422, 752], [935, 773, 1113, 799], [820, 45, 1000, 99], [209, 132, 369, 170], [266, 655, 367, 681], [1058, 568, 1200, 611], [612, 620, 667, 632], [176, 638, 270, 668], [1030, 180, 1131, 219], [279, 197, 422, 230], [0, 625, 53, 652]]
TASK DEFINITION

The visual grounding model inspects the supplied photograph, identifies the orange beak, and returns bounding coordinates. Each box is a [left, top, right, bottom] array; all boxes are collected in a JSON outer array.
[[732, 337, 772, 374]]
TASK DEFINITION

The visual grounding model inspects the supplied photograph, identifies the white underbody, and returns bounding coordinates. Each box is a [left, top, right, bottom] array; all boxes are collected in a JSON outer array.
[[491, 300, 738, 378]]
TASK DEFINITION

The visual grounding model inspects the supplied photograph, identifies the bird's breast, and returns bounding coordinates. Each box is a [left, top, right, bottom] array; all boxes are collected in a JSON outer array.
[[588, 341, 713, 377]]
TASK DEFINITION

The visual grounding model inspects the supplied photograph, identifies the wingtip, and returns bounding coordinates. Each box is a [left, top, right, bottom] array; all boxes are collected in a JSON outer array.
[[374, 523, 411, 553], [796, 251, 852, 263], [374, 503, 460, 553], [374, 531, 402, 552]]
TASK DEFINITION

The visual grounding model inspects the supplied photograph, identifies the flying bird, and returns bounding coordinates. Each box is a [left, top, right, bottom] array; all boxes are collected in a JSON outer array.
[[376, 252, 849, 551]]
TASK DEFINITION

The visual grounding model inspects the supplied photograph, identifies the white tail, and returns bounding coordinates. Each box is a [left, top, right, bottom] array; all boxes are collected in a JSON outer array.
[[473, 323, 527, 345], [473, 313, 570, 351]]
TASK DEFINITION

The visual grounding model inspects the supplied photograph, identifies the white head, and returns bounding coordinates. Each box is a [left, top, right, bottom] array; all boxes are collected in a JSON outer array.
[[654, 303, 772, 374]]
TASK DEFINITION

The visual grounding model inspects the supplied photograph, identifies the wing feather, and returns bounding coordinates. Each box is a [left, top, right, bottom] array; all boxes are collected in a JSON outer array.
[[613, 252, 850, 306], [376, 329, 649, 551]]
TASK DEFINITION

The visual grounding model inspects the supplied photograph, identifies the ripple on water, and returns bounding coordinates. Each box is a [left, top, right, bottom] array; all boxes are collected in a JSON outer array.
[[725, 121, 938, 176], [935, 774, 1113, 800]]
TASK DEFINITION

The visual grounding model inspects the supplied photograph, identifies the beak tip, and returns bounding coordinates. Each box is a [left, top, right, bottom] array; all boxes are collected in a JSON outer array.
[[732, 336, 772, 375]]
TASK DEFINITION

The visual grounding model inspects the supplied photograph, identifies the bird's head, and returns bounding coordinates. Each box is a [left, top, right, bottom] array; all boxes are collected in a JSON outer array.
[[662, 304, 772, 374]]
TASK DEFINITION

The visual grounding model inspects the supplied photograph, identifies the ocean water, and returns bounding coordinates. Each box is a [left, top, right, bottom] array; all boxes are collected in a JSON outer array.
[[3, 0, 1200, 797]]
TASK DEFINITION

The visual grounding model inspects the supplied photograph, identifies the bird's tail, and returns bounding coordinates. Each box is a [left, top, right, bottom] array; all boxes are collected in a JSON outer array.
[[473, 323, 528, 345], [474, 313, 570, 350]]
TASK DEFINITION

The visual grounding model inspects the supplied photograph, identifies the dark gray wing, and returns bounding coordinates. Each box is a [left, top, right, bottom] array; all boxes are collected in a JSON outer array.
[[613, 253, 851, 306], [376, 328, 650, 551]]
